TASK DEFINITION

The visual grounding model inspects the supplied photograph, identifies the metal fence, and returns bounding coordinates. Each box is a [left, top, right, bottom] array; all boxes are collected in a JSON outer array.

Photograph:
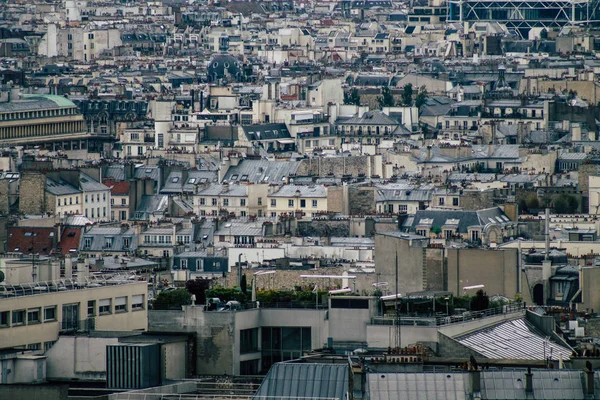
[[370, 302, 525, 327]]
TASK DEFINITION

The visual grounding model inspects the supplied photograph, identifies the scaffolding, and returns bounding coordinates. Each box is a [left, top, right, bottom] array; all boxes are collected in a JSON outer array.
[[448, 0, 600, 36]]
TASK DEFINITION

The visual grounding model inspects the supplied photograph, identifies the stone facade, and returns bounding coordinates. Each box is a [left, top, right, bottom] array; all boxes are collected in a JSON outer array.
[[19, 171, 46, 215]]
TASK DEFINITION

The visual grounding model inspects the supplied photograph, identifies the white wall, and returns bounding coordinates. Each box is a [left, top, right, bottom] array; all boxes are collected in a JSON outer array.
[[46, 336, 119, 380]]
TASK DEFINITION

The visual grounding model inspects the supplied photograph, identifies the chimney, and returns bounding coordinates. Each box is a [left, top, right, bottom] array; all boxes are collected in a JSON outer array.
[[470, 370, 481, 394], [525, 367, 533, 394], [190, 89, 195, 113], [586, 362, 594, 396]]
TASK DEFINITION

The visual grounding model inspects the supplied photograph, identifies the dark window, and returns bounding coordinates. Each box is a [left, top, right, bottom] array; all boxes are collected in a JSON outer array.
[[330, 298, 369, 309], [240, 328, 259, 354]]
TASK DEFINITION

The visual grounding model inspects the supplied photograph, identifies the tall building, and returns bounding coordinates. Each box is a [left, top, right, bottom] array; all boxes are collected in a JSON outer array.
[[0, 87, 88, 151]]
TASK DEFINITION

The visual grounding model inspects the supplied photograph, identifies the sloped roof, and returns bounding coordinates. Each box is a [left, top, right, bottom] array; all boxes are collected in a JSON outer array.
[[455, 317, 572, 361], [338, 110, 399, 126], [222, 159, 301, 184], [408, 207, 511, 232], [368, 372, 468, 400], [254, 363, 348, 400]]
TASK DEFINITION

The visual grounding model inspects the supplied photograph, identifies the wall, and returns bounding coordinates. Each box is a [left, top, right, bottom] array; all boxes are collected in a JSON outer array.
[[437, 332, 484, 358], [297, 155, 379, 178], [45, 336, 119, 380], [0, 282, 148, 349], [366, 325, 438, 349], [461, 190, 495, 211], [374, 233, 427, 295], [580, 266, 600, 312], [0, 384, 68, 400], [19, 171, 46, 214], [446, 248, 519, 297], [348, 186, 376, 215], [424, 247, 445, 291]]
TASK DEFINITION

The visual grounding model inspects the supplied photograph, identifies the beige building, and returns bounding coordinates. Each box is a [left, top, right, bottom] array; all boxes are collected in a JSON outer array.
[[0, 92, 88, 150], [267, 184, 329, 218], [0, 281, 148, 351]]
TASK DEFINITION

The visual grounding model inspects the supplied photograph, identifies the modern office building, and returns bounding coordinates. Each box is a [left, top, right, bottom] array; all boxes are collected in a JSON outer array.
[[448, 0, 600, 37]]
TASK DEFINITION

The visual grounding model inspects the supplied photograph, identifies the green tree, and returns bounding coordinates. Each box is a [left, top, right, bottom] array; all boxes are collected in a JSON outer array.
[[525, 193, 540, 210], [431, 226, 441, 236], [401, 83, 414, 106], [470, 290, 490, 311], [153, 288, 191, 308], [415, 85, 429, 108], [0, 270, 4, 284], [344, 88, 361, 106], [185, 278, 211, 305], [205, 287, 248, 303], [553, 193, 579, 214], [378, 86, 395, 108]]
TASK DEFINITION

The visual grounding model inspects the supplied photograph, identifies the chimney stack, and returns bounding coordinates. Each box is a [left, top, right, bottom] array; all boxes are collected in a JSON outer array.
[[525, 367, 533, 394], [586, 361, 594, 396]]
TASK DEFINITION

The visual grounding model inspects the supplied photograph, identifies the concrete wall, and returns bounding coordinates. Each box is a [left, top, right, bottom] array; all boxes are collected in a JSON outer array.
[[46, 336, 119, 380], [366, 325, 438, 349], [580, 266, 600, 313], [297, 155, 379, 178], [461, 190, 495, 211], [424, 247, 445, 291], [374, 233, 427, 295], [0, 383, 69, 400], [163, 341, 187, 380], [446, 248, 519, 297]]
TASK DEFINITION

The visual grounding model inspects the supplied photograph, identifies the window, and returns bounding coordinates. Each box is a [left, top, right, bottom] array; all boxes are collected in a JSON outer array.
[[399, 204, 408, 213], [240, 199, 246, 206], [444, 230, 453, 239], [99, 299, 111, 315], [223, 199, 229, 206], [471, 230, 480, 242], [28, 343, 41, 351], [115, 297, 127, 313], [44, 341, 56, 352], [240, 328, 259, 354], [212, 198, 217, 206], [439, 198, 445, 206], [312, 200, 318, 208], [300, 199, 306, 208], [84, 237, 92, 249], [28, 308, 41, 324], [200, 198, 206, 205], [271, 199, 276, 207], [453, 198, 459, 206], [123, 237, 131, 248], [12, 310, 25, 325], [121, 198, 127, 205], [132, 294, 144, 311], [181, 259, 188, 269], [288, 200, 294, 207], [271, 212, 276, 217], [104, 237, 113, 249], [0, 311, 9, 327], [258, 197, 262, 206], [88, 300, 96, 316]]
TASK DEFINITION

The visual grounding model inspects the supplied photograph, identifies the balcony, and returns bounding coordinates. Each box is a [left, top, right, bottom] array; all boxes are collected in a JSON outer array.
[[61, 317, 96, 333]]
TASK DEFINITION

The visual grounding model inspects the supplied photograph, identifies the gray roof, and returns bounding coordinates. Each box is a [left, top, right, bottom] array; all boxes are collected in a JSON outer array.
[[46, 178, 80, 196], [214, 220, 265, 236], [80, 172, 109, 192], [242, 123, 291, 141], [407, 207, 511, 233], [367, 372, 468, 400], [0, 94, 77, 113], [103, 165, 126, 181], [376, 188, 433, 202], [337, 110, 399, 126], [80, 227, 138, 252], [134, 166, 160, 181], [481, 369, 586, 400], [199, 183, 247, 197], [455, 317, 572, 361], [222, 159, 302, 184], [269, 184, 327, 198], [131, 195, 169, 221], [254, 363, 348, 400]]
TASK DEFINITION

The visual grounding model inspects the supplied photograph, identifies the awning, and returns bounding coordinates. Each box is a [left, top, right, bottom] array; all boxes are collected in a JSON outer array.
[[277, 139, 295, 144]]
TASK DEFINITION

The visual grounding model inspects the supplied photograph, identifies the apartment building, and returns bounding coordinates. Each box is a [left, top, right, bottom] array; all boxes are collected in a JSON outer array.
[[0, 280, 148, 351], [267, 185, 329, 217]]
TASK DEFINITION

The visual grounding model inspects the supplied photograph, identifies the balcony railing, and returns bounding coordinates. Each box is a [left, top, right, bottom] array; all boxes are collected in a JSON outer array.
[[370, 302, 525, 327], [61, 317, 96, 333]]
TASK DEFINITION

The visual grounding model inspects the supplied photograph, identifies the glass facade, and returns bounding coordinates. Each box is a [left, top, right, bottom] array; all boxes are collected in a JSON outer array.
[[261, 327, 311, 372]]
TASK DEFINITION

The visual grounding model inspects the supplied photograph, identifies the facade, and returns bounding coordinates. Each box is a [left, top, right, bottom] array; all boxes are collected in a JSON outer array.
[[0, 92, 88, 150], [267, 185, 329, 217], [448, 0, 600, 37], [0, 281, 148, 350]]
